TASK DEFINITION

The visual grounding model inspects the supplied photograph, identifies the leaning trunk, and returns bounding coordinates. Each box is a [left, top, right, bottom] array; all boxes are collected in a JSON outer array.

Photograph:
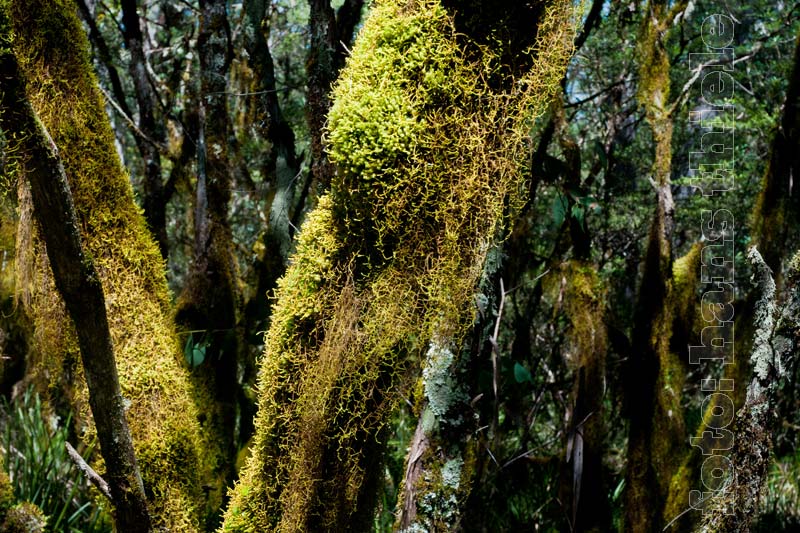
[[2, 0, 225, 529]]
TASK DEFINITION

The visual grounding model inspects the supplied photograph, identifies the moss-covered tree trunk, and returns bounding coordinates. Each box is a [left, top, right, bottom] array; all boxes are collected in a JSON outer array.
[[622, 1, 689, 531], [700, 249, 800, 531], [2, 0, 224, 529], [119, 0, 170, 258], [0, 37, 153, 533], [176, 0, 240, 470], [751, 35, 800, 278], [663, 34, 800, 532], [221, 1, 575, 531]]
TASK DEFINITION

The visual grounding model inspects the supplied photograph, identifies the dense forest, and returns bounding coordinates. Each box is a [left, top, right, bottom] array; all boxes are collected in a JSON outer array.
[[0, 0, 799, 531]]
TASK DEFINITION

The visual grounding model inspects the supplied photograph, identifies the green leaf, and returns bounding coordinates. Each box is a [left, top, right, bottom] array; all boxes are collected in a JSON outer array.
[[571, 204, 585, 229], [513, 362, 533, 384], [612, 478, 625, 502], [191, 345, 206, 367], [183, 335, 194, 365], [552, 193, 568, 226]]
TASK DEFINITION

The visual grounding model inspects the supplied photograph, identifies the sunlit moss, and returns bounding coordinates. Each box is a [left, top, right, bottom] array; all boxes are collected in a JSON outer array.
[[2, 0, 225, 529], [222, 0, 574, 530]]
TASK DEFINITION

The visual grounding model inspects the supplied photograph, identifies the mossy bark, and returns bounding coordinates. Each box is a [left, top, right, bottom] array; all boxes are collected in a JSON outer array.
[[0, 41, 153, 531], [622, 2, 688, 531], [119, 0, 170, 258], [700, 249, 800, 532], [750, 35, 800, 278], [664, 37, 800, 531], [221, 1, 575, 531], [176, 0, 240, 474], [558, 261, 610, 533], [2, 0, 225, 529]]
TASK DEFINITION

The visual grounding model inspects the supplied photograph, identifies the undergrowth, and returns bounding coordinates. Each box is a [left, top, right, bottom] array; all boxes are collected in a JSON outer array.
[[0, 388, 111, 532]]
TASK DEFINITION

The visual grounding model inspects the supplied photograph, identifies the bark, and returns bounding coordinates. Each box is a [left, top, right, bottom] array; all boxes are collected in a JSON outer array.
[[119, 0, 170, 258], [0, 37, 152, 533], [177, 0, 239, 466], [700, 248, 800, 532], [623, 1, 688, 531], [306, 0, 364, 192], [751, 35, 800, 277], [76, 0, 133, 120], [3, 0, 224, 528], [241, 0, 301, 347]]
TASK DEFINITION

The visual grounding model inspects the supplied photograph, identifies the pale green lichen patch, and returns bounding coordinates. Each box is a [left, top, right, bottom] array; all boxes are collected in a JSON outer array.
[[441, 458, 463, 490], [749, 246, 777, 381], [422, 341, 465, 421]]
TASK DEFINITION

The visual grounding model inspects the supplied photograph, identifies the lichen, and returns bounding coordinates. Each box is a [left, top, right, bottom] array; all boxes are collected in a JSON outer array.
[[441, 458, 463, 490], [2, 0, 225, 529], [421, 341, 465, 421], [748, 246, 777, 381]]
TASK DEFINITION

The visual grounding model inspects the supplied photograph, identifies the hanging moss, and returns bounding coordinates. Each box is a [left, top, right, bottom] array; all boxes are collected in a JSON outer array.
[[222, 0, 575, 531], [1, 0, 225, 529]]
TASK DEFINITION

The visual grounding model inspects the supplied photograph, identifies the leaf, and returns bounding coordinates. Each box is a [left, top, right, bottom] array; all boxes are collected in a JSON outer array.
[[571, 204, 585, 229], [183, 335, 194, 365], [580, 195, 602, 213], [552, 193, 568, 226], [612, 478, 625, 502], [191, 345, 206, 367], [513, 362, 533, 384]]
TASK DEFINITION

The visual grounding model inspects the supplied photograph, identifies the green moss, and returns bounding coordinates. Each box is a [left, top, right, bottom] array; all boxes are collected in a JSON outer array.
[[3, 0, 225, 529], [1, 502, 46, 533], [222, 0, 575, 530], [0, 470, 14, 521]]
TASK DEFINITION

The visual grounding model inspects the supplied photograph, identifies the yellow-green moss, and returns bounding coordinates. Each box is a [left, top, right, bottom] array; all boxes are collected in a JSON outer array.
[[0, 470, 14, 521], [223, 0, 575, 530], [2, 0, 225, 529], [1, 502, 46, 533]]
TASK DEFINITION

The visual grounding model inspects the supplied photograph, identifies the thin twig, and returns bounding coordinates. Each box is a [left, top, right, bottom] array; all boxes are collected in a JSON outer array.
[[489, 278, 507, 425], [98, 85, 168, 156], [65, 442, 113, 502]]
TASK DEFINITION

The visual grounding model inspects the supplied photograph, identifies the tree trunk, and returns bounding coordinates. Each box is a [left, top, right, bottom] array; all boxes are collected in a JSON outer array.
[[623, 2, 688, 531], [700, 248, 800, 532], [0, 34, 152, 533], [2, 0, 225, 528], [305, 0, 364, 192], [221, 0, 575, 530], [119, 0, 170, 258], [176, 0, 240, 471]]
